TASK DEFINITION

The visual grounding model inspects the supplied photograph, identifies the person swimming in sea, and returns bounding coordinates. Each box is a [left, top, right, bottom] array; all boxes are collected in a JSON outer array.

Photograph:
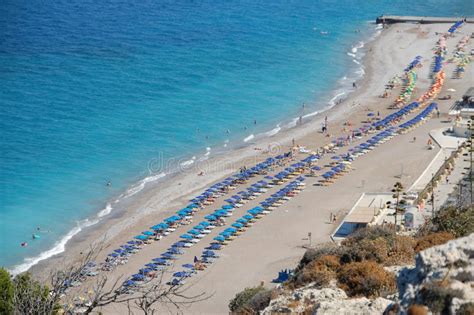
[[21, 242, 28, 247]]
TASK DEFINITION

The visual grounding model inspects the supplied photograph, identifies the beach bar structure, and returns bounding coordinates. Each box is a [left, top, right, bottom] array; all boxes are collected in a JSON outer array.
[[331, 193, 393, 242], [376, 15, 473, 25]]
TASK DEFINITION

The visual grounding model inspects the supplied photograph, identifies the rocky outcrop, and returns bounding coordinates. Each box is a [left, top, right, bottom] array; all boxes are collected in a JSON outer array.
[[397, 233, 474, 313], [262, 283, 347, 314], [315, 297, 392, 314], [261, 282, 391, 314], [261, 234, 473, 314]]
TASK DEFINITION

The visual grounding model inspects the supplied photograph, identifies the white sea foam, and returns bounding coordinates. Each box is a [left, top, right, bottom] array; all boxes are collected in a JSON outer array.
[[243, 134, 254, 142], [180, 156, 196, 167], [205, 147, 211, 156], [97, 202, 112, 218], [285, 118, 299, 128], [302, 110, 319, 119], [123, 172, 167, 198], [264, 125, 281, 137], [329, 91, 347, 105], [9, 218, 98, 276], [347, 52, 356, 58]]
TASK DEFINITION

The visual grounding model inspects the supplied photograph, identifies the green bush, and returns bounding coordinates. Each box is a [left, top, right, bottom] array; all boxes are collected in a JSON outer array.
[[0, 268, 14, 315], [342, 225, 395, 245], [418, 283, 463, 314], [429, 206, 474, 238], [457, 302, 474, 315], [337, 261, 396, 298], [229, 286, 267, 313], [243, 289, 272, 314]]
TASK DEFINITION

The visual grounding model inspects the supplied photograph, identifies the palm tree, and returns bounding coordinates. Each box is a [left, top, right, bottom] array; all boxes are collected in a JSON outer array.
[[392, 182, 404, 232]]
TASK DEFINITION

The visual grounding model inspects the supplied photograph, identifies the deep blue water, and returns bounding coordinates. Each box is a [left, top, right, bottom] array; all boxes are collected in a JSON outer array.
[[1, 0, 472, 271]]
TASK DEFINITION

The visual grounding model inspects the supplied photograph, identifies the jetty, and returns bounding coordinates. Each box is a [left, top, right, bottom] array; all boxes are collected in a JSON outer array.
[[376, 15, 473, 25]]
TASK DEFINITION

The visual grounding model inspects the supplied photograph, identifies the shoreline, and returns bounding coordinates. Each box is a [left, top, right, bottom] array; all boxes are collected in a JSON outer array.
[[16, 22, 381, 277], [21, 19, 473, 313]]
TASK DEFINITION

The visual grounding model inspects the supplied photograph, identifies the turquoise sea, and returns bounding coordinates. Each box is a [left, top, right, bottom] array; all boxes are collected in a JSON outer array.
[[1, 0, 472, 272]]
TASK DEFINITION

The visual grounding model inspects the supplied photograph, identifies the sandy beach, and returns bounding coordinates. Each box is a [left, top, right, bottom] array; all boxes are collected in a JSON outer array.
[[30, 21, 473, 314]]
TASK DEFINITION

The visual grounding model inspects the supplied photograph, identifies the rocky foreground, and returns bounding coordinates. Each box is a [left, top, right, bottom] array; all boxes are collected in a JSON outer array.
[[260, 234, 473, 314]]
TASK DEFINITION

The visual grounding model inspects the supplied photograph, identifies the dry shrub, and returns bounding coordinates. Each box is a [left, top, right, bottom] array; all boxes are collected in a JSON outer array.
[[341, 237, 389, 264], [297, 243, 343, 270], [386, 235, 415, 265], [407, 304, 428, 315], [314, 255, 341, 271], [291, 255, 340, 288], [229, 286, 268, 313], [296, 262, 337, 288], [343, 225, 395, 245], [243, 289, 273, 314], [414, 231, 455, 252], [337, 261, 396, 298], [418, 283, 463, 314]]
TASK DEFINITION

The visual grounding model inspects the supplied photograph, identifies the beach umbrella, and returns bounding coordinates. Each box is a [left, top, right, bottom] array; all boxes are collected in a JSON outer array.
[[168, 278, 182, 286], [139, 268, 152, 275], [173, 271, 190, 278], [168, 248, 182, 254], [237, 218, 247, 224], [123, 280, 136, 287], [232, 222, 244, 229], [193, 225, 204, 231], [135, 235, 148, 241], [145, 263, 158, 270], [108, 253, 119, 258], [202, 250, 216, 257], [164, 215, 181, 223], [213, 236, 225, 242], [182, 264, 194, 269], [180, 234, 193, 240], [224, 227, 237, 234], [188, 229, 200, 235], [142, 231, 154, 236], [331, 156, 341, 160], [204, 215, 217, 221], [131, 274, 145, 281], [152, 258, 167, 264], [162, 253, 176, 259], [243, 214, 253, 220], [208, 243, 222, 250], [172, 242, 186, 248]]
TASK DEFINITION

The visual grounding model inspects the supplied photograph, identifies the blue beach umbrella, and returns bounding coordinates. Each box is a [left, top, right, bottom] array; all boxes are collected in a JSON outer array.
[[152, 258, 167, 264], [131, 274, 145, 281], [182, 264, 195, 269], [213, 236, 225, 242]]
